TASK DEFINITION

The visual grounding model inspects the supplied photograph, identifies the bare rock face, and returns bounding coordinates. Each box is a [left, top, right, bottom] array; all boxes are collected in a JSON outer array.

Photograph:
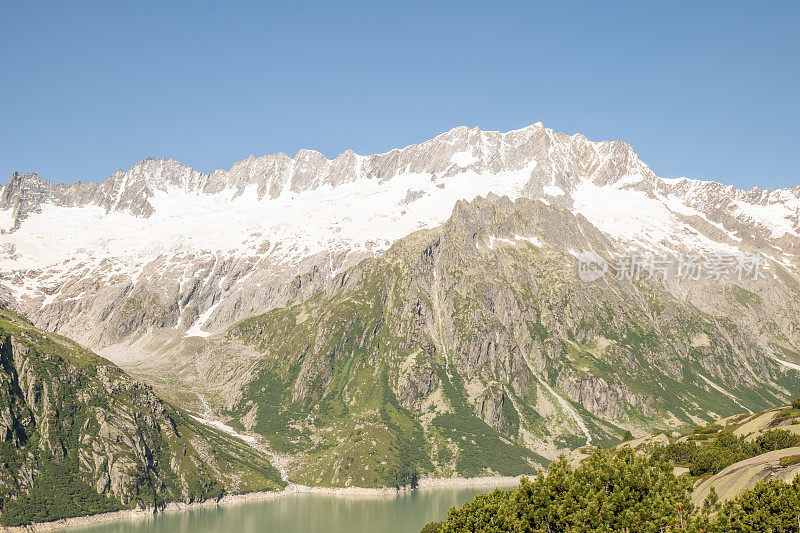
[[475, 383, 509, 432], [396, 356, 439, 411], [557, 374, 631, 420]]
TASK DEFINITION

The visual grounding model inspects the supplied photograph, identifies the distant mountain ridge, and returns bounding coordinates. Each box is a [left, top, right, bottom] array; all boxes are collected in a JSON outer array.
[[2, 123, 799, 349], [2, 123, 646, 223], [3, 122, 798, 240]]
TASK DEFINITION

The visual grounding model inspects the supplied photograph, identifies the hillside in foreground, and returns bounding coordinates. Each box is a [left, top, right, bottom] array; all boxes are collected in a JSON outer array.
[[424, 398, 800, 532], [0, 305, 284, 527]]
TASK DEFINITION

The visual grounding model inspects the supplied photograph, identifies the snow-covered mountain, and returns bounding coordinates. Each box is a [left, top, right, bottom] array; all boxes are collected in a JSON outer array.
[[1, 122, 798, 347]]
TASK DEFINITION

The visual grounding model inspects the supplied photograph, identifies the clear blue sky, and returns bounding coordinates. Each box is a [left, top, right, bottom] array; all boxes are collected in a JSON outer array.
[[1, 1, 798, 189]]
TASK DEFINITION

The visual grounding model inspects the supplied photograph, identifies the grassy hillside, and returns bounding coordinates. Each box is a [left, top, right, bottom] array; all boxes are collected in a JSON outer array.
[[218, 197, 795, 486], [99, 196, 800, 490]]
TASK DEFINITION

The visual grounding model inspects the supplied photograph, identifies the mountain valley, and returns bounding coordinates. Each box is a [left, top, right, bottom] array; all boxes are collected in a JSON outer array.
[[2, 123, 800, 523]]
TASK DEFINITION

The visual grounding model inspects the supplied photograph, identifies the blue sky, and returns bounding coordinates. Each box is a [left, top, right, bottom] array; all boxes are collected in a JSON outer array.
[[1, 1, 798, 188]]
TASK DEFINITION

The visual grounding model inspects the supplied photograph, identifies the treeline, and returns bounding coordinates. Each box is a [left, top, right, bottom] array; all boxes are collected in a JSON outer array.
[[423, 447, 800, 532], [1, 460, 123, 527]]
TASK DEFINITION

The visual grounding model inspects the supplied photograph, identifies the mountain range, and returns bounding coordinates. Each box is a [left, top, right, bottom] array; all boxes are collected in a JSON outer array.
[[1, 123, 799, 491]]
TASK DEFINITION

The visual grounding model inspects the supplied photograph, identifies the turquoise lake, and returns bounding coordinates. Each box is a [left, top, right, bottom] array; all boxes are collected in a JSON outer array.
[[63, 486, 510, 533]]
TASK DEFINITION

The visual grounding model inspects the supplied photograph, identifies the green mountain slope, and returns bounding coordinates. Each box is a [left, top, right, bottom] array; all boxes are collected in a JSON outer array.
[[105, 195, 799, 488], [211, 196, 796, 486], [0, 305, 284, 527]]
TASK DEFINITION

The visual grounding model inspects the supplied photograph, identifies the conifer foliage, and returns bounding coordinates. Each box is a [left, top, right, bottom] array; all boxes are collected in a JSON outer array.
[[428, 444, 800, 532]]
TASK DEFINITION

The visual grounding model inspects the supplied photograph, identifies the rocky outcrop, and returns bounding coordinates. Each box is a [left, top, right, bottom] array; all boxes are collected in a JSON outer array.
[[475, 383, 509, 432]]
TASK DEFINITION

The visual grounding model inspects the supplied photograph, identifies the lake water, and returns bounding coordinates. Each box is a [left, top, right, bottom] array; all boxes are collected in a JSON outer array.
[[63, 486, 510, 533]]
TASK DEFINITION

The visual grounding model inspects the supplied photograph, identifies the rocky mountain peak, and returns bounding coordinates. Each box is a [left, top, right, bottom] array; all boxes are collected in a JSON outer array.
[[0, 123, 659, 229], [3, 122, 800, 348]]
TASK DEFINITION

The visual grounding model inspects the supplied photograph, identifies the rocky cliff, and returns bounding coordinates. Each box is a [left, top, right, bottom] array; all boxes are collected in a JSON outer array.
[[0, 305, 284, 527]]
